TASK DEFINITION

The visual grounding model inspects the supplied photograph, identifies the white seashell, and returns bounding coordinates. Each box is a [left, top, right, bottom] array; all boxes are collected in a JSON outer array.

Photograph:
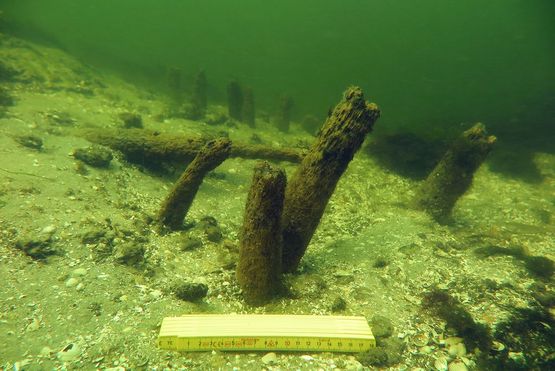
[[448, 342, 467, 357], [448, 359, 468, 371], [413, 332, 430, 347], [491, 340, 505, 352], [434, 355, 448, 371], [57, 343, 80, 362]]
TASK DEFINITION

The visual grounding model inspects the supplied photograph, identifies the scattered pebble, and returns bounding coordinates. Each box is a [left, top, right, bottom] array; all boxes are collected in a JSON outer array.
[[261, 352, 277, 365], [57, 343, 80, 362]]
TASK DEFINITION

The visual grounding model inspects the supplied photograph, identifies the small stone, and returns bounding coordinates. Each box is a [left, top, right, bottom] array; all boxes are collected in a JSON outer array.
[[40, 225, 57, 235], [357, 347, 388, 367], [448, 359, 468, 371], [65, 277, 79, 287], [300, 355, 314, 362], [15, 234, 55, 259], [205, 225, 222, 242], [119, 112, 143, 128], [434, 356, 448, 371], [15, 135, 43, 150], [261, 352, 277, 365], [73, 146, 113, 168], [173, 282, 208, 302], [181, 236, 203, 251], [331, 296, 347, 312], [39, 346, 53, 357], [71, 268, 87, 277], [113, 242, 144, 266], [149, 289, 163, 300], [412, 332, 429, 347], [369, 315, 394, 338], [448, 342, 466, 358], [57, 343, 80, 362]]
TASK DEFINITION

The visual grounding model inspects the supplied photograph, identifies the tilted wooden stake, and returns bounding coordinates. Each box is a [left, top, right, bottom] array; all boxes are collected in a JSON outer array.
[[414, 123, 496, 223], [158, 138, 231, 230], [281, 87, 380, 272]]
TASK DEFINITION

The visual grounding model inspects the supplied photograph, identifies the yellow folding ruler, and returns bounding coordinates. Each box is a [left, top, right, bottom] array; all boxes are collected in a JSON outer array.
[[157, 314, 375, 352]]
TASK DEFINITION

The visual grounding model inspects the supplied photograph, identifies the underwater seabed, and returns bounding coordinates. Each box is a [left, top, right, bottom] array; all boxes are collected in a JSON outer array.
[[1, 36, 554, 370]]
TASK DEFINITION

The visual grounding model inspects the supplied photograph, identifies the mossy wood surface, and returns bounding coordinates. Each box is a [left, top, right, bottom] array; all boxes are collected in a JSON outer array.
[[83, 128, 304, 164], [158, 138, 231, 230], [415, 123, 496, 222], [237, 161, 286, 306], [281, 87, 380, 272]]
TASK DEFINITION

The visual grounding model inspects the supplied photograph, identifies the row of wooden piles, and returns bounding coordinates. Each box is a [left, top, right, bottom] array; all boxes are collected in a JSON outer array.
[[151, 86, 495, 306]]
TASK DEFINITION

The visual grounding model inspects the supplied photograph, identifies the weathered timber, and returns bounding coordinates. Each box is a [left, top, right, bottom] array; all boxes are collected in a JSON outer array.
[[237, 161, 286, 306], [281, 87, 380, 272], [158, 138, 232, 230], [414, 123, 496, 223], [82, 129, 304, 165]]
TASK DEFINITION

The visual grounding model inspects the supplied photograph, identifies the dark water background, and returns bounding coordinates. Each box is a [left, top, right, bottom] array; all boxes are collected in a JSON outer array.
[[2, 0, 554, 148]]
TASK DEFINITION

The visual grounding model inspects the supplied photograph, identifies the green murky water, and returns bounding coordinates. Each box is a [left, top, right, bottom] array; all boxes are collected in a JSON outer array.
[[1, 1, 554, 370], [3, 0, 554, 141]]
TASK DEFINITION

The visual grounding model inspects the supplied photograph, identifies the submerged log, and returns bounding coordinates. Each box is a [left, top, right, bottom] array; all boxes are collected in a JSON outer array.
[[158, 138, 232, 230], [414, 123, 496, 223], [281, 87, 380, 273], [83, 128, 304, 165], [237, 161, 286, 306]]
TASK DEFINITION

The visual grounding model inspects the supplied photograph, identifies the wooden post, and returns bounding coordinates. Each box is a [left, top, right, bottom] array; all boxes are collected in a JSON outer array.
[[227, 80, 243, 121], [242, 87, 255, 128], [281, 87, 380, 272], [158, 138, 231, 230], [275, 94, 294, 132], [237, 161, 286, 305], [414, 123, 496, 223], [189, 70, 207, 119]]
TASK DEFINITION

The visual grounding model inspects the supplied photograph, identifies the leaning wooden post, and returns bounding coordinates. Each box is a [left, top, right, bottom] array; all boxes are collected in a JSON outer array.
[[237, 161, 286, 305], [414, 123, 496, 223], [281, 87, 380, 272], [158, 138, 232, 230]]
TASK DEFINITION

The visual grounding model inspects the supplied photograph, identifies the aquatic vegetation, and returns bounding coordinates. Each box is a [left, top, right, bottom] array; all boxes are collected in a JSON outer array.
[[478, 305, 555, 370], [422, 289, 492, 351], [474, 245, 554, 279]]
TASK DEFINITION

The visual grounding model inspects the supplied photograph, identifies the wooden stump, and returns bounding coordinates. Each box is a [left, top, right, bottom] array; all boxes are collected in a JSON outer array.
[[281, 87, 380, 272], [414, 123, 496, 223], [158, 138, 232, 230], [237, 161, 286, 305]]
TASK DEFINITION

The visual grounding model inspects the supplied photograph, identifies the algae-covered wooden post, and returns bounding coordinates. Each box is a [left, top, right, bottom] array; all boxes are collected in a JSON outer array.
[[237, 161, 286, 306], [83, 128, 304, 164], [167, 67, 183, 109], [281, 87, 380, 272], [227, 80, 243, 121], [189, 70, 207, 119], [242, 87, 255, 128], [276, 94, 294, 132], [414, 123, 496, 223], [158, 138, 232, 230]]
